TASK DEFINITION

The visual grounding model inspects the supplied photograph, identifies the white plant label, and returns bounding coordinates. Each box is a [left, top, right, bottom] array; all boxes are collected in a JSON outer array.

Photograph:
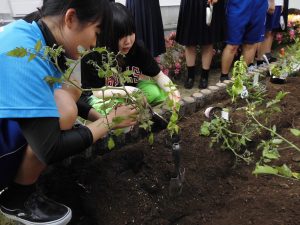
[[253, 73, 259, 87], [240, 86, 249, 99], [221, 110, 229, 121]]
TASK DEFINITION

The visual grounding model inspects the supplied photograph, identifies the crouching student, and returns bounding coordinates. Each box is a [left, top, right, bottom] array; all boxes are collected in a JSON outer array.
[[80, 3, 181, 114], [0, 0, 138, 225]]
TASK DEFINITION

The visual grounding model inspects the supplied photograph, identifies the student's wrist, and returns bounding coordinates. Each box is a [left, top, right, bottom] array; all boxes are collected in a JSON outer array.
[[105, 114, 114, 129]]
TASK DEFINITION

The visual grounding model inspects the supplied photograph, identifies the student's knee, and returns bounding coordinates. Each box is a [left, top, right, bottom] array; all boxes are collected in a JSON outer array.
[[226, 44, 239, 54], [54, 89, 78, 130]]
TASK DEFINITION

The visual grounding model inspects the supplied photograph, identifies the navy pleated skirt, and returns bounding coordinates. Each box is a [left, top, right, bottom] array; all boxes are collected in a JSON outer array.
[[126, 0, 166, 57], [176, 0, 226, 46]]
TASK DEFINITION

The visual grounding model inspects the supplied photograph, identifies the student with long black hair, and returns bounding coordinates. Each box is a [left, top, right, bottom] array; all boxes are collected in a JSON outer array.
[[81, 3, 180, 113], [0, 0, 137, 224]]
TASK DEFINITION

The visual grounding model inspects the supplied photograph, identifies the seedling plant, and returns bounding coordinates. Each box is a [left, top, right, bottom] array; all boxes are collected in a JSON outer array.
[[200, 56, 300, 179]]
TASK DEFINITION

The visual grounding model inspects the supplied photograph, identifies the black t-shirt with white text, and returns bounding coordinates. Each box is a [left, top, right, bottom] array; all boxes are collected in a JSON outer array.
[[81, 41, 160, 91]]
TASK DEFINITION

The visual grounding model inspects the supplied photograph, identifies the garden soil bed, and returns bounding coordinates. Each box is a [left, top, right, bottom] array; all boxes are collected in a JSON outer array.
[[39, 76, 300, 225]]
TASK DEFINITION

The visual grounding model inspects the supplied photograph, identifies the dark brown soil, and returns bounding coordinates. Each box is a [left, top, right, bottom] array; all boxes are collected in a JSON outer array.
[[39, 76, 300, 225]]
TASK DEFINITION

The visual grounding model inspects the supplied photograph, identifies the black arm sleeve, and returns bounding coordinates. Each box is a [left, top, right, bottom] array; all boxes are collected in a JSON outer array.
[[17, 118, 93, 165], [76, 96, 92, 119]]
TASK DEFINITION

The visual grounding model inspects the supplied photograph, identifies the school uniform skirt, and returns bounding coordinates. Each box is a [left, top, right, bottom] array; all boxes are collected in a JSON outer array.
[[126, 0, 166, 57], [273, 0, 289, 32], [176, 0, 225, 46]]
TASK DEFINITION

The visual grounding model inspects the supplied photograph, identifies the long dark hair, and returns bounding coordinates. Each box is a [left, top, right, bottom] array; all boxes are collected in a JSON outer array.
[[107, 3, 136, 52], [24, 0, 112, 32]]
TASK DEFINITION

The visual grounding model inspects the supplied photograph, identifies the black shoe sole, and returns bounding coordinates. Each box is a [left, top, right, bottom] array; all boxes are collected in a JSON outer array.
[[0, 207, 72, 225], [220, 76, 230, 82]]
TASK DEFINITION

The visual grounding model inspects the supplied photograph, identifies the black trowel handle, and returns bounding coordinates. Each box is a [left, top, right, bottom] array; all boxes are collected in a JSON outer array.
[[172, 142, 181, 175]]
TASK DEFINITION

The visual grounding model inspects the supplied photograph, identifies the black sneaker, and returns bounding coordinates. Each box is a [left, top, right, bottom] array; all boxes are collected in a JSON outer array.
[[0, 191, 72, 225], [265, 53, 277, 63], [220, 74, 230, 82]]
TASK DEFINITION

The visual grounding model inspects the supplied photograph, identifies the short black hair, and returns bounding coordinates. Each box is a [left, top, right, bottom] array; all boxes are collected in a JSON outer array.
[[107, 3, 136, 52]]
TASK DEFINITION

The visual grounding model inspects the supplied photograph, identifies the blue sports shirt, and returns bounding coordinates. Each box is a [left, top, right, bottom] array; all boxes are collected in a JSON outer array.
[[0, 20, 61, 118]]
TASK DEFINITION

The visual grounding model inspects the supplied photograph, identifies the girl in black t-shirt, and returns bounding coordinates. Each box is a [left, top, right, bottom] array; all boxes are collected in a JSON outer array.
[[81, 3, 180, 112]]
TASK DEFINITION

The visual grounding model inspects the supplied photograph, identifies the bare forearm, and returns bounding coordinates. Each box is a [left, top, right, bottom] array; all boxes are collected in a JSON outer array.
[[86, 116, 112, 143]]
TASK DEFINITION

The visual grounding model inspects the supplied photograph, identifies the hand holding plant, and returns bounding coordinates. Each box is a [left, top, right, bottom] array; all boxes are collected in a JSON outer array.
[[108, 104, 138, 129]]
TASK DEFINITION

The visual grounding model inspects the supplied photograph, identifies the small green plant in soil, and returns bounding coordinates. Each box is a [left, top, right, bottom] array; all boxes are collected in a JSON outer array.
[[200, 56, 300, 179], [270, 38, 300, 79]]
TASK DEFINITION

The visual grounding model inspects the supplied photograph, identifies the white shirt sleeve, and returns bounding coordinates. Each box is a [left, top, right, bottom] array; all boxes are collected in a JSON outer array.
[[153, 71, 180, 99]]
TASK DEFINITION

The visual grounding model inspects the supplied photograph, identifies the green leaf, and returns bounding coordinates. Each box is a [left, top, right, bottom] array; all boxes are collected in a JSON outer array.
[[232, 84, 242, 97], [275, 91, 288, 101], [108, 137, 115, 150], [148, 133, 154, 145], [272, 125, 277, 134], [292, 172, 300, 180], [170, 113, 178, 123], [122, 69, 133, 77], [253, 164, 278, 175], [174, 124, 179, 134], [290, 128, 300, 137], [7, 47, 28, 57], [240, 137, 246, 146], [28, 53, 36, 62], [140, 122, 150, 130], [44, 76, 62, 86], [276, 164, 292, 178], [272, 139, 283, 145], [93, 46, 107, 54], [111, 67, 118, 74], [113, 129, 123, 137], [34, 40, 42, 52], [263, 158, 272, 163], [262, 148, 280, 160], [200, 122, 211, 136], [97, 68, 106, 78]]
